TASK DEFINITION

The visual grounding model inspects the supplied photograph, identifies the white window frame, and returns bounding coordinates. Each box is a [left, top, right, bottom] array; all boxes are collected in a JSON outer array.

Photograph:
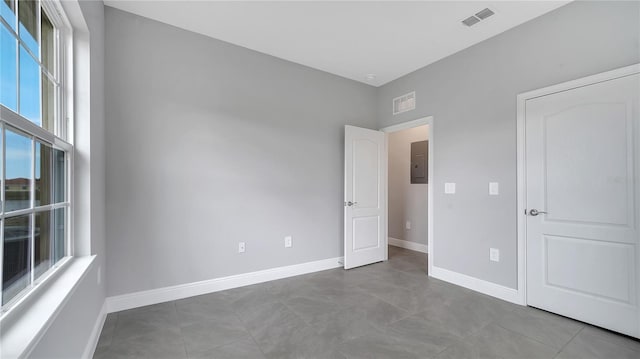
[[0, 0, 74, 319]]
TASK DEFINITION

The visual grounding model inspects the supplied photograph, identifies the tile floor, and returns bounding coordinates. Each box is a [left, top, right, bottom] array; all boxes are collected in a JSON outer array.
[[94, 246, 640, 358]]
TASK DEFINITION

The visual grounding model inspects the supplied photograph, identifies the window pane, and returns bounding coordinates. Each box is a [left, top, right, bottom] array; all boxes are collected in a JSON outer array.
[[40, 8, 53, 72], [41, 73, 54, 131], [1, 25, 17, 111], [18, 0, 37, 54], [1, 0, 16, 31], [19, 45, 40, 125], [2, 214, 31, 305], [35, 141, 51, 206], [34, 210, 51, 278], [5, 129, 32, 211], [53, 207, 64, 263], [53, 148, 64, 203]]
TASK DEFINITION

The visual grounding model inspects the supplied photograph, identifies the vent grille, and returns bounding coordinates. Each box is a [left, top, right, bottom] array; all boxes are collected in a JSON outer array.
[[461, 8, 495, 27], [393, 92, 416, 115], [462, 16, 480, 27], [475, 8, 495, 20]]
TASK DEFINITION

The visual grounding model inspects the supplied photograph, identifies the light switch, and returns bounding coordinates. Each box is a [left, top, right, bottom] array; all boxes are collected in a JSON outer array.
[[445, 182, 456, 194], [489, 182, 499, 195], [490, 248, 500, 262]]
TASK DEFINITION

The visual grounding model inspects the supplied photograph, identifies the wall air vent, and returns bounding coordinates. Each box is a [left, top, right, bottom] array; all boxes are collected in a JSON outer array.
[[393, 91, 416, 115], [462, 8, 495, 27]]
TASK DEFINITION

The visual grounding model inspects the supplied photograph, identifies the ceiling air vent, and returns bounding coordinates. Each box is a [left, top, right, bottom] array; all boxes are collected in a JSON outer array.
[[475, 8, 495, 20], [462, 8, 495, 27], [393, 92, 416, 115], [462, 16, 480, 27]]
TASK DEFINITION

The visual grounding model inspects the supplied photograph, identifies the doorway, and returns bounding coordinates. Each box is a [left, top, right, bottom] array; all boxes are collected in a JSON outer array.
[[343, 117, 434, 271], [381, 117, 433, 275], [386, 124, 429, 273]]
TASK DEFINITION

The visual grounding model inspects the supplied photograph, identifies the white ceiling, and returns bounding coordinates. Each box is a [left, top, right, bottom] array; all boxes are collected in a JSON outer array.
[[104, 1, 571, 87]]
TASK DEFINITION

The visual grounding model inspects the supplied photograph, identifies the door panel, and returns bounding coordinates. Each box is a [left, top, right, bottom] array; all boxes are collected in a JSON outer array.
[[545, 235, 633, 303], [352, 216, 380, 251], [544, 102, 631, 225], [526, 73, 640, 337], [344, 125, 386, 269]]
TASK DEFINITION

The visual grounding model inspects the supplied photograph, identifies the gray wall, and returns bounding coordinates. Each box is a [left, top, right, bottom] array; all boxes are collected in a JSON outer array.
[[30, 0, 107, 357], [104, 7, 377, 296], [388, 125, 428, 244], [377, 0, 640, 288]]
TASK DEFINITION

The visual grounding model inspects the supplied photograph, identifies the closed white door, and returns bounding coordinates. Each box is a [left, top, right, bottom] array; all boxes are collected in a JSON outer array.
[[525, 73, 640, 337], [344, 125, 387, 269]]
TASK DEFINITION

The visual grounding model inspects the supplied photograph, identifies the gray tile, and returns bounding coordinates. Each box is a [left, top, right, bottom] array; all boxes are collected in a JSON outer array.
[[266, 275, 316, 301], [188, 338, 266, 359], [259, 324, 335, 359], [112, 302, 180, 343], [311, 267, 380, 287], [235, 302, 307, 346], [175, 293, 237, 327], [223, 283, 281, 312], [181, 317, 252, 357], [555, 327, 640, 359], [98, 246, 639, 359], [384, 315, 463, 357], [494, 306, 583, 350], [348, 296, 411, 328], [302, 284, 375, 308], [578, 326, 640, 353], [336, 332, 426, 359], [310, 306, 386, 345], [284, 295, 343, 324], [96, 314, 118, 349], [366, 268, 427, 289], [437, 323, 557, 359], [414, 294, 495, 338], [356, 279, 438, 314], [102, 327, 187, 359]]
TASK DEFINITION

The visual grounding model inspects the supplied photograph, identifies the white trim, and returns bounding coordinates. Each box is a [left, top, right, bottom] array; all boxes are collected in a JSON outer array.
[[516, 63, 640, 307], [380, 116, 432, 133], [380, 116, 433, 276], [81, 301, 107, 359], [431, 265, 520, 304], [106, 257, 343, 313], [388, 237, 428, 253], [0, 256, 95, 359]]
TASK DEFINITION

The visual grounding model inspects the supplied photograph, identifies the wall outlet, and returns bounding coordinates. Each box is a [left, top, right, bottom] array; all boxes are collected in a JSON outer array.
[[238, 242, 246, 253], [405, 221, 411, 230], [490, 248, 500, 262], [445, 182, 456, 194], [284, 236, 292, 248], [489, 182, 499, 195]]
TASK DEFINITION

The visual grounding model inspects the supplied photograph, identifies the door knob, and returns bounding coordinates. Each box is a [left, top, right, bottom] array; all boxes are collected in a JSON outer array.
[[529, 209, 548, 216], [345, 201, 357, 207]]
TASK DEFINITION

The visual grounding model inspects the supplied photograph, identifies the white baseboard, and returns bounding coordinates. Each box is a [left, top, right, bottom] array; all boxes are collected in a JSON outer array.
[[430, 265, 523, 305], [106, 257, 343, 313], [82, 301, 107, 359], [388, 237, 428, 253]]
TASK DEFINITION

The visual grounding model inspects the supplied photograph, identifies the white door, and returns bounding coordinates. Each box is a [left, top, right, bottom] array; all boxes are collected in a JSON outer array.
[[344, 125, 387, 269], [525, 72, 640, 337]]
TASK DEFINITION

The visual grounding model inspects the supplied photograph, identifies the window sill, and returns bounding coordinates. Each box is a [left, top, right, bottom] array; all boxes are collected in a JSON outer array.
[[0, 255, 96, 359]]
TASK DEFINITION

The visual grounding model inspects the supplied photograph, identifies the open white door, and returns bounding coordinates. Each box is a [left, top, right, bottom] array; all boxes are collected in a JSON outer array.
[[344, 125, 387, 269], [525, 71, 640, 337]]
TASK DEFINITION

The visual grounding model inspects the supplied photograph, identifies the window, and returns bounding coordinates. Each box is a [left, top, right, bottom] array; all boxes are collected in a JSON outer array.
[[0, 0, 70, 311]]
